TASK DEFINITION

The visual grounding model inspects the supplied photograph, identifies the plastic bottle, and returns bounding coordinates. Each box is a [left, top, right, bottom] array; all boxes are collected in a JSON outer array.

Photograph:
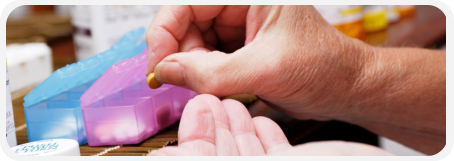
[[387, 5, 400, 23], [363, 5, 389, 33], [314, 5, 366, 40], [398, 5, 416, 18]]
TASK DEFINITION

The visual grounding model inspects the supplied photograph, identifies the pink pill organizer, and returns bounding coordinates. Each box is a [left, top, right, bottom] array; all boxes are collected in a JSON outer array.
[[80, 49, 197, 146]]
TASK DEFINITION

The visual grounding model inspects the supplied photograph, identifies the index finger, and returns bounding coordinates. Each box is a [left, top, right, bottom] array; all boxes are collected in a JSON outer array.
[[177, 96, 217, 155], [146, 5, 225, 75]]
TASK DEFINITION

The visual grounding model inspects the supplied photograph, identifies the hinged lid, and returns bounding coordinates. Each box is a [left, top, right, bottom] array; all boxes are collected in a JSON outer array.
[[80, 50, 148, 107], [23, 28, 147, 107]]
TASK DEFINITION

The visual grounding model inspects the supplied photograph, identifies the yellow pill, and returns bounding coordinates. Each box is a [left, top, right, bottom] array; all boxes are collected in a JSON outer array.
[[147, 73, 163, 89]]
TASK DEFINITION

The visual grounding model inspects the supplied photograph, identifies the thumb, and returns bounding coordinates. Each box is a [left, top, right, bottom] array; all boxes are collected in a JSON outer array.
[[154, 50, 247, 96]]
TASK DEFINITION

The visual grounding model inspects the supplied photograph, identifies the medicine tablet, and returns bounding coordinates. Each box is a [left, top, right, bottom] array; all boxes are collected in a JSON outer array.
[[147, 73, 162, 89]]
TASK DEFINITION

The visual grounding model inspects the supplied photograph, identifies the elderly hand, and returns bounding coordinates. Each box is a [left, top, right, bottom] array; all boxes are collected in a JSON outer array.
[[146, 5, 446, 155], [148, 94, 393, 156], [146, 5, 369, 121]]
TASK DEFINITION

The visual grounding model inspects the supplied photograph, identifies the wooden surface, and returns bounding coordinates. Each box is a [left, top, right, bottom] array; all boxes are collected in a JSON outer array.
[[11, 5, 446, 156]]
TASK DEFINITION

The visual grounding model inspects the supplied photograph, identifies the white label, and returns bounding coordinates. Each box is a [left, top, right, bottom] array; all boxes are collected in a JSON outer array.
[[11, 139, 80, 156], [6, 67, 17, 147], [13, 140, 60, 156], [6, 67, 15, 134]]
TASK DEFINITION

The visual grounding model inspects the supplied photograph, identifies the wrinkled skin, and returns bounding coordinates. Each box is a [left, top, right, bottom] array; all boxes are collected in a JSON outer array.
[[146, 5, 446, 155], [147, 5, 364, 122]]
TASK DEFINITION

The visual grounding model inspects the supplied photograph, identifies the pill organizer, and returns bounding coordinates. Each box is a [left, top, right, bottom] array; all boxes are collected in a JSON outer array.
[[23, 28, 147, 145], [80, 50, 197, 146]]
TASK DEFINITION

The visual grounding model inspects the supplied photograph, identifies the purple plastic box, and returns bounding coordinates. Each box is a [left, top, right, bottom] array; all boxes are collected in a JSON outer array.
[[80, 50, 197, 146]]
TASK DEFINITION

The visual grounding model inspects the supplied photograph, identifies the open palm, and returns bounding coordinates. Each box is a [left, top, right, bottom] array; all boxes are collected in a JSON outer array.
[[149, 94, 392, 156]]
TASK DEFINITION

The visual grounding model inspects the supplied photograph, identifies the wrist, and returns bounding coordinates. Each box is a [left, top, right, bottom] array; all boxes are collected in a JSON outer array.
[[325, 36, 380, 121], [335, 38, 384, 122]]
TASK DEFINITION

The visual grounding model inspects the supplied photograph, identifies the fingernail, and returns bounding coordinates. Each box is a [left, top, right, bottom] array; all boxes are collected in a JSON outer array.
[[154, 61, 186, 86], [154, 62, 165, 83]]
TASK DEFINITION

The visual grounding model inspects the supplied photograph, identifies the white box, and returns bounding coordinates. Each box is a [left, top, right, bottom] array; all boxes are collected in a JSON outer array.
[[70, 5, 159, 61], [6, 43, 53, 92]]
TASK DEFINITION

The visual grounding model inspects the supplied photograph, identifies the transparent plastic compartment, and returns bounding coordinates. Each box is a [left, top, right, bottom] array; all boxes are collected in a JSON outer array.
[[81, 50, 197, 146], [23, 28, 147, 145], [24, 81, 93, 144]]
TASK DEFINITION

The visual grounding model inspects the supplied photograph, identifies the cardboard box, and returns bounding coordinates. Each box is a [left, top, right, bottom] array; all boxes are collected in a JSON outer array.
[[71, 5, 159, 61]]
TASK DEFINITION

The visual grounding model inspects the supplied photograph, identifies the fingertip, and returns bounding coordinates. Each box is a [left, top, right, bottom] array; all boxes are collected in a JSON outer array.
[[178, 95, 215, 141], [194, 94, 221, 102], [221, 99, 266, 155], [253, 116, 289, 134], [221, 99, 249, 118], [252, 116, 274, 125], [178, 95, 217, 155], [153, 62, 165, 83], [221, 99, 246, 108], [253, 116, 292, 155], [195, 94, 230, 127]]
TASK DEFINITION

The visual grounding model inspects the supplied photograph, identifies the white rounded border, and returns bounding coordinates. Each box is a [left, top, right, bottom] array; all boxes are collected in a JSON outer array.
[[0, 0, 451, 161]]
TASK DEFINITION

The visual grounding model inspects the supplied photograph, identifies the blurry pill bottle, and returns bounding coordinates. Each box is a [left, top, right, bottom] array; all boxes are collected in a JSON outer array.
[[363, 5, 389, 33], [6, 61, 17, 147], [314, 5, 366, 40], [387, 5, 400, 23], [6, 43, 53, 93], [398, 5, 416, 18]]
